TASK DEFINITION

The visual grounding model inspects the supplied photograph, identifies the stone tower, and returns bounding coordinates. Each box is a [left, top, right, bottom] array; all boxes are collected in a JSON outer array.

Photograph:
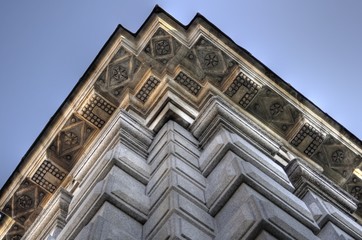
[[1, 6, 362, 239]]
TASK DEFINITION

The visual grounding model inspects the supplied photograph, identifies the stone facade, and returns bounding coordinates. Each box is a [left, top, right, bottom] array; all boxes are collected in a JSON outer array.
[[1, 6, 362, 240]]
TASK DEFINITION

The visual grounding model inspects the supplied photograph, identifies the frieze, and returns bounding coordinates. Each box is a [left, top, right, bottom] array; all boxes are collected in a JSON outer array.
[[311, 135, 361, 183], [174, 72, 202, 96], [136, 76, 160, 103], [31, 160, 67, 193], [80, 94, 116, 129], [225, 72, 260, 108], [2, 8, 362, 238], [290, 123, 324, 157], [47, 114, 96, 171], [246, 86, 302, 138], [143, 28, 182, 65], [182, 37, 237, 86], [95, 47, 142, 103], [1, 179, 47, 228]]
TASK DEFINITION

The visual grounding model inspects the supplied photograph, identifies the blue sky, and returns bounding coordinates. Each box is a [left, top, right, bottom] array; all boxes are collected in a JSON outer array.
[[0, 0, 361, 188]]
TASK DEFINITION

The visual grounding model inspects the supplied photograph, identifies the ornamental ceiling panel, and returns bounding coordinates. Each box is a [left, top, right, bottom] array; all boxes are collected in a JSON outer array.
[[224, 71, 261, 108], [95, 47, 142, 104], [47, 114, 97, 171], [181, 37, 237, 86], [345, 174, 362, 216], [290, 123, 324, 157], [2, 223, 24, 240], [311, 135, 362, 184], [1, 179, 47, 228], [246, 86, 303, 138], [142, 28, 183, 70]]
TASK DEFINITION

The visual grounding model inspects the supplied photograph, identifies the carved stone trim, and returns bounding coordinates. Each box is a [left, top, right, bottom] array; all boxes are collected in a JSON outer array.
[[286, 159, 358, 213], [225, 72, 260, 108], [136, 76, 160, 103], [80, 94, 116, 129], [290, 123, 324, 157], [174, 72, 202, 96], [31, 160, 67, 193]]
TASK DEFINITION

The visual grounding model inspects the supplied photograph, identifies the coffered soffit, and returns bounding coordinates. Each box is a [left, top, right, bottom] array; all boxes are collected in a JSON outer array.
[[1, 6, 362, 238]]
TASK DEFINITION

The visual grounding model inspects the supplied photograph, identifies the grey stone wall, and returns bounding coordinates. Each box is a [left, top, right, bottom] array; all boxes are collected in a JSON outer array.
[[43, 110, 362, 239]]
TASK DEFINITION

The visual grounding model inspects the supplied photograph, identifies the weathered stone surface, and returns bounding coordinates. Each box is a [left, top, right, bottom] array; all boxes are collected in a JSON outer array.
[[57, 166, 149, 239], [318, 222, 353, 240], [205, 151, 317, 230], [143, 190, 214, 239], [302, 191, 362, 239], [75, 202, 142, 240], [199, 126, 294, 191], [214, 184, 317, 240], [21, 188, 72, 240], [2, 179, 47, 229], [2, 7, 362, 239], [246, 86, 303, 138], [286, 159, 358, 213]]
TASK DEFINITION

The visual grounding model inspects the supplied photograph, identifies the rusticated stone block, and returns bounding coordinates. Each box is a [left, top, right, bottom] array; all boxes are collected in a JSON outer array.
[[143, 190, 214, 239], [57, 166, 149, 240], [205, 151, 317, 231], [148, 213, 213, 240], [214, 184, 317, 240], [75, 202, 142, 240], [148, 121, 200, 173], [318, 222, 354, 240], [199, 127, 294, 191], [147, 157, 206, 208], [302, 191, 362, 239]]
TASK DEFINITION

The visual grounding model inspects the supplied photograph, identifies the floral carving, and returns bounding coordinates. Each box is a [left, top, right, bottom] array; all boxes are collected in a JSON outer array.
[[270, 102, 283, 116], [331, 150, 345, 164], [16, 195, 32, 209], [63, 131, 79, 146], [204, 53, 219, 67], [111, 65, 128, 83], [351, 186, 362, 200], [155, 40, 171, 56]]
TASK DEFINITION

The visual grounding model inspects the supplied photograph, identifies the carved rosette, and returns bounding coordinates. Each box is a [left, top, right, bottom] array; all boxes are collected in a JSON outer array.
[[95, 47, 141, 103], [182, 37, 236, 86], [47, 114, 96, 171], [246, 86, 302, 138], [143, 28, 182, 65], [1, 180, 47, 227], [312, 136, 361, 183]]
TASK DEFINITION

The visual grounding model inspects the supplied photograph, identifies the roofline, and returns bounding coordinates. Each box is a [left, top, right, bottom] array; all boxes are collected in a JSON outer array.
[[1, 4, 361, 200]]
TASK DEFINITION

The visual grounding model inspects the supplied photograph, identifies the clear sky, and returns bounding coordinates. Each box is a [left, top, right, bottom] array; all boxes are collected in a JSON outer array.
[[0, 0, 361, 189]]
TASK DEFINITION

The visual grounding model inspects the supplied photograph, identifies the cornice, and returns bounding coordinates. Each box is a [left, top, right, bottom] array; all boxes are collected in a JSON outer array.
[[1, 5, 361, 238]]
